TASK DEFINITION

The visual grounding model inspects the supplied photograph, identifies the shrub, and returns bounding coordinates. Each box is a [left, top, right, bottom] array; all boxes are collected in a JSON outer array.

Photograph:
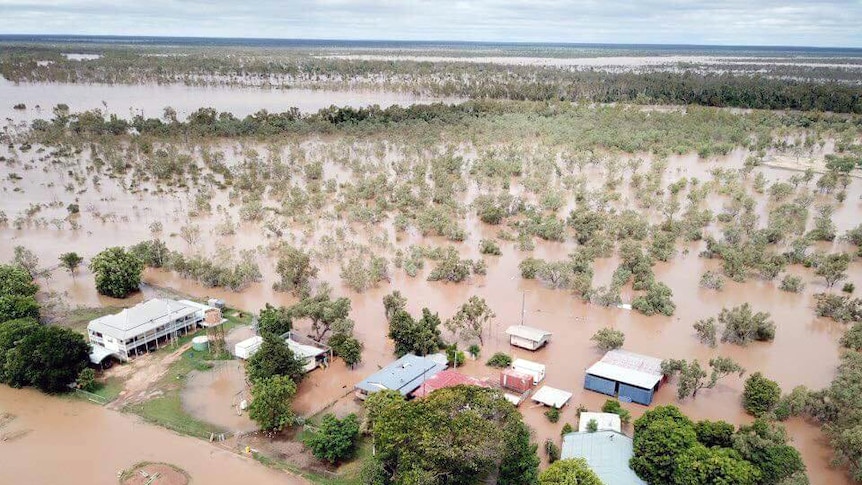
[[545, 407, 561, 423], [487, 352, 512, 368], [699, 270, 725, 290], [632, 281, 676, 316], [77, 368, 97, 392], [778, 274, 804, 293], [841, 323, 862, 351], [544, 439, 561, 463], [719, 303, 775, 344], [539, 458, 602, 485], [742, 372, 781, 417], [601, 399, 632, 424], [479, 239, 502, 255], [560, 423, 574, 436], [844, 282, 856, 294], [586, 419, 598, 432], [303, 413, 360, 464], [590, 328, 625, 351]]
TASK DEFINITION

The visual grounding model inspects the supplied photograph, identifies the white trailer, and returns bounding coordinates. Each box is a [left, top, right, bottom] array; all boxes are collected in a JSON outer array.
[[512, 358, 546, 385]]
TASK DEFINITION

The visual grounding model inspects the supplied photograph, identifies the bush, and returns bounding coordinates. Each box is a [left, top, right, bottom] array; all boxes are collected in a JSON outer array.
[[742, 372, 781, 417], [699, 270, 725, 291], [585, 419, 598, 432], [303, 413, 360, 464], [487, 352, 512, 368], [544, 438, 561, 463], [591, 327, 625, 351], [778, 274, 804, 293], [479, 239, 502, 255], [77, 368, 97, 392], [89, 247, 143, 298], [601, 399, 632, 424], [560, 423, 574, 436], [539, 458, 602, 485], [545, 407, 561, 423], [844, 282, 856, 294], [632, 281, 676, 316], [841, 323, 862, 351], [719, 303, 775, 345]]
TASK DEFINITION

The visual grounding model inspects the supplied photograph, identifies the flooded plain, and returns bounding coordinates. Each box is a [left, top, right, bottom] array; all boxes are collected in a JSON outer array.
[[0, 99, 860, 482], [0, 76, 463, 121]]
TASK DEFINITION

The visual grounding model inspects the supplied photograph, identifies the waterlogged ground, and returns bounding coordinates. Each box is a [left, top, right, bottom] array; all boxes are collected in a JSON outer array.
[[0, 76, 464, 121], [0, 386, 306, 485], [0, 95, 860, 482]]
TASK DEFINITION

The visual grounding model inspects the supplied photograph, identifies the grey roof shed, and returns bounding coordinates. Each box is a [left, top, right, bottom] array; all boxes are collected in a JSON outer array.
[[561, 431, 646, 485], [354, 354, 446, 396]]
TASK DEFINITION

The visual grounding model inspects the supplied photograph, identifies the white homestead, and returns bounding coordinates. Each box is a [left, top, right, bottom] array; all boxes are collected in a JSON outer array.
[[87, 299, 210, 361]]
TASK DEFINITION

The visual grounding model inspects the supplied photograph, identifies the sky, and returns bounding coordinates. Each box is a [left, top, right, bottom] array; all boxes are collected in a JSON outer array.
[[1, 0, 861, 48]]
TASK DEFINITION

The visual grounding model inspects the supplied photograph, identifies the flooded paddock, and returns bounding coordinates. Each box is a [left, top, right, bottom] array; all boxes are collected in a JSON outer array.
[[0, 76, 463, 121], [0, 106, 860, 483], [180, 360, 257, 433], [0, 386, 307, 485]]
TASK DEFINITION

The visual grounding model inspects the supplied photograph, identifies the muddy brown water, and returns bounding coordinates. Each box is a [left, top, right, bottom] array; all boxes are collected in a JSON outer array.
[[0, 125, 860, 481], [0, 386, 307, 485], [0, 76, 463, 121]]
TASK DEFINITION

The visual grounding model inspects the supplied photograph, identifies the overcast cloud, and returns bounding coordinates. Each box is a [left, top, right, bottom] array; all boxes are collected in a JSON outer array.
[[1, 0, 860, 47]]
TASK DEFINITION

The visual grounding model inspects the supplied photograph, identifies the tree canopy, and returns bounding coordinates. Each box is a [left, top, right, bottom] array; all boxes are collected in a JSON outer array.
[[89, 247, 143, 298], [248, 375, 297, 432], [246, 334, 306, 384], [538, 458, 603, 485]]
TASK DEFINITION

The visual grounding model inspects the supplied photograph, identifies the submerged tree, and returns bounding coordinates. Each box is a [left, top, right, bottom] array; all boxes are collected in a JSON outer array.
[[446, 296, 496, 346], [273, 245, 319, 297], [58, 252, 83, 279], [661, 357, 744, 400], [89, 247, 143, 298], [719, 304, 775, 345], [591, 327, 625, 351]]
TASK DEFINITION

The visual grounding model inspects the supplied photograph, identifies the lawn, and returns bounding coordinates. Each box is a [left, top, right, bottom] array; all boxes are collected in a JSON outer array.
[[124, 346, 229, 439]]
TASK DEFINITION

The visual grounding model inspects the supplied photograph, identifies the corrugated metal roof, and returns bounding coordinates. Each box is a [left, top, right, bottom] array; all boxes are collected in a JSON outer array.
[[355, 354, 447, 395], [586, 350, 663, 389], [532, 386, 573, 408], [561, 431, 647, 485], [505, 325, 552, 341], [578, 412, 622, 433], [411, 370, 489, 398], [87, 299, 199, 340]]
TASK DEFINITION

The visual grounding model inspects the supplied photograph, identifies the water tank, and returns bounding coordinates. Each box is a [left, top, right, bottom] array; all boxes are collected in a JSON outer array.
[[192, 335, 209, 352]]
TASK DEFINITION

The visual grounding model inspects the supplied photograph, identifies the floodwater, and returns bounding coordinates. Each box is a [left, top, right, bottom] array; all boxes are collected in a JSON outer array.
[[0, 386, 307, 485], [0, 76, 463, 121], [321, 54, 862, 69], [181, 360, 257, 433], [1, 130, 860, 482]]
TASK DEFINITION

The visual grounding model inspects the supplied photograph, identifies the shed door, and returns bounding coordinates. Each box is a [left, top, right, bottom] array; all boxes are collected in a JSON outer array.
[[584, 374, 617, 396], [618, 383, 653, 406]]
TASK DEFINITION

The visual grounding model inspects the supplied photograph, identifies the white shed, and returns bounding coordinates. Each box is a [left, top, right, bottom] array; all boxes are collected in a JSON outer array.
[[505, 325, 552, 350], [532, 386, 573, 408], [512, 358, 546, 385], [578, 412, 622, 433], [234, 336, 263, 360]]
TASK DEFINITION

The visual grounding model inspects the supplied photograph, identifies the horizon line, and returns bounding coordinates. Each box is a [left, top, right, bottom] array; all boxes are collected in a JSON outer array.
[[1, 33, 861, 51]]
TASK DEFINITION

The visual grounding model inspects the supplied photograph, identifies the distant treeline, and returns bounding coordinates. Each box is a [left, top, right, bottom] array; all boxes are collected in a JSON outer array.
[[3, 46, 862, 113], [31, 100, 861, 142]]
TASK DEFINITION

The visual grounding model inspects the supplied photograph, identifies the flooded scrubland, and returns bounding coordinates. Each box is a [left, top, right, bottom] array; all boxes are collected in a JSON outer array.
[[1, 77, 861, 483]]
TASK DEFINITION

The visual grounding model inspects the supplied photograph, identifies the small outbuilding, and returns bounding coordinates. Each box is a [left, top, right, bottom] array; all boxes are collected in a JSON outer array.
[[561, 431, 646, 485], [233, 332, 330, 373], [505, 325, 552, 350], [512, 358, 546, 385], [584, 349, 664, 406], [234, 335, 263, 360], [578, 412, 622, 433], [531, 386, 573, 408], [500, 368, 534, 394], [354, 354, 446, 399]]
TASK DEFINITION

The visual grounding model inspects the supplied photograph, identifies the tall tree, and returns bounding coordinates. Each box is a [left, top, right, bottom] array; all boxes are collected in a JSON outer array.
[[248, 375, 297, 433], [58, 252, 83, 279], [446, 296, 496, 345], [246, 334, 306, 384], [3, 326, 90, 393], [273, 245, 318, 297], [89, 247, 143, 298], [289, 290, 352, 342]]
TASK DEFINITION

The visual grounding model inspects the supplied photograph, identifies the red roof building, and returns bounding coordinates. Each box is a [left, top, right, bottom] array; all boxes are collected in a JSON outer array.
[[411, 369, 490, 398]]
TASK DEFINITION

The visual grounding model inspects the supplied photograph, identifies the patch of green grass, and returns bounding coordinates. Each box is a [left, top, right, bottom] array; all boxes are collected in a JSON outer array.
[[90, 376, 124, 401], [59, 305, 127, 334], [124, 348, 224, 439]]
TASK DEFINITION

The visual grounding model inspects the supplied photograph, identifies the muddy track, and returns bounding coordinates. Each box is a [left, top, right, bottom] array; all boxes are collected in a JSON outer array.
[[109, 341, 194, 409]]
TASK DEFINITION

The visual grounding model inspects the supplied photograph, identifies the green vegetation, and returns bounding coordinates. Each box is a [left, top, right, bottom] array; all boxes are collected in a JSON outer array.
[[246, 334, 306, 384], [538, 458, 603, 485], [601, 399, 632, 425], [631, 406, 806, 485], [58, 252, 83, 278], [590, 328, 625, 351], [89, 246, 143, 298], [387, 306, 444, 357], [742, 372, 782, 418], [303, 413, 361, 465], [487, 352, 513, 368], [445, 296, 495, 346], [249, 375, 298, 432], [661, 357, 745, 400], [364, 385, 539, 485]]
